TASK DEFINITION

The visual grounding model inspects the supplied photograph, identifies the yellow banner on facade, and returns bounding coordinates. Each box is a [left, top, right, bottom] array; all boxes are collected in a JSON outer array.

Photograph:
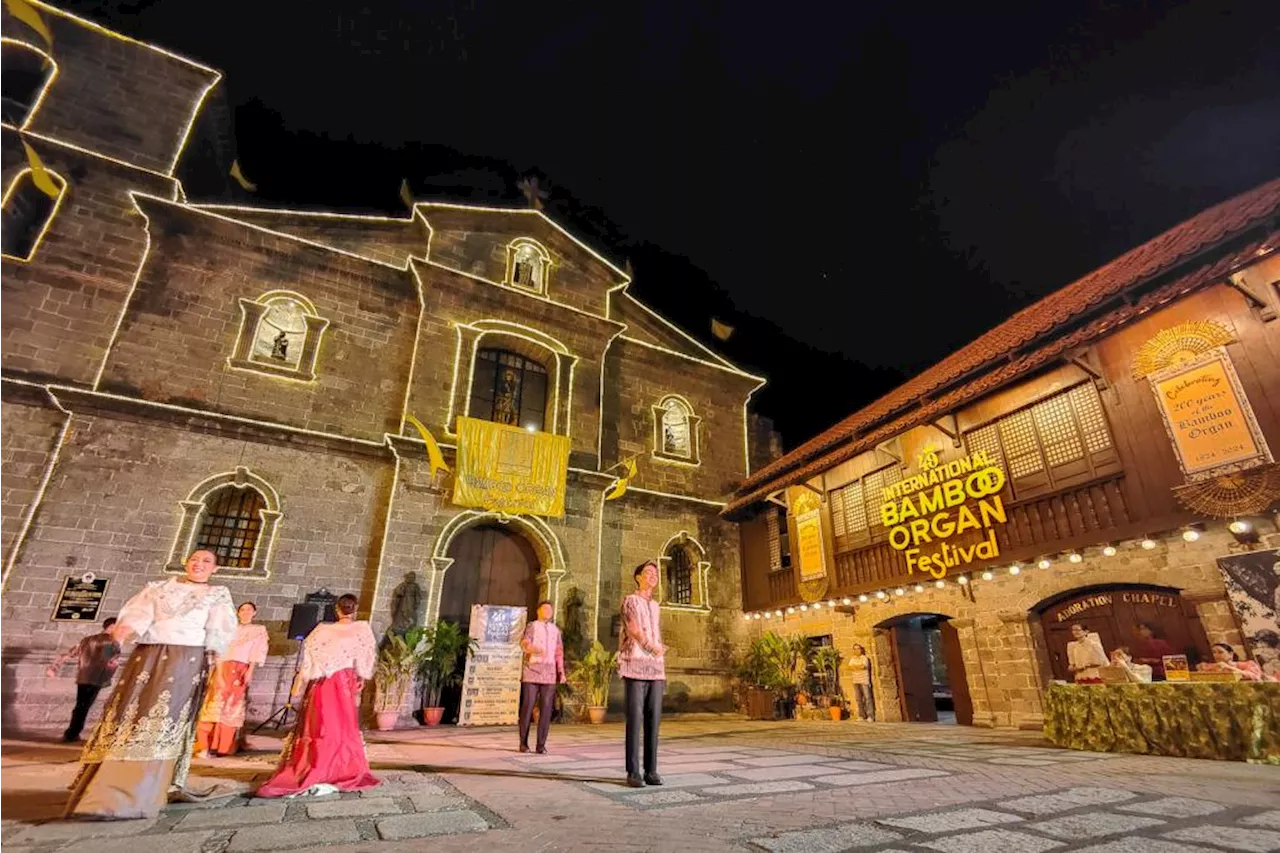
[[452, 416, 570, 517]]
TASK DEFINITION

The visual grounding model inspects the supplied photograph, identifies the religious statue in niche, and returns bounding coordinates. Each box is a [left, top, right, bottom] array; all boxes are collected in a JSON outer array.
[[388, 571, 423, 634], [251, 299, 307, 368], [494, 366, 520, 425]]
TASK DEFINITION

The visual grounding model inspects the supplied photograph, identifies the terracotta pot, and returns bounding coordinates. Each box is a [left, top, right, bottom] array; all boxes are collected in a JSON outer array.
[[829, 706, 843, 721], [587, 706, 607, 724], [375, 710, 399, 731], [423, 706, 445, 726]]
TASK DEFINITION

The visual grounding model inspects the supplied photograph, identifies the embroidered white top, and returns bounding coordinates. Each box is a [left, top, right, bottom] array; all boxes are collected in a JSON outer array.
[[222, 623, 270, 666], [116, 578, 237, 655], [298, 620, 377, 683]]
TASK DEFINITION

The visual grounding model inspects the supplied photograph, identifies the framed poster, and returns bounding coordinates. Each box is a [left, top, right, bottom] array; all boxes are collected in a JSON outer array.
[[52, 575, 109, 622], [458, 604, 527, 727], [1149, 348, 1273, 481], [795, 509, 826, 583]]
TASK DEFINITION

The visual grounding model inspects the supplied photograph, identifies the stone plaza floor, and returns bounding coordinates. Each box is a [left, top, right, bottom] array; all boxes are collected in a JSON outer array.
[[3, 717, 1279, 853]]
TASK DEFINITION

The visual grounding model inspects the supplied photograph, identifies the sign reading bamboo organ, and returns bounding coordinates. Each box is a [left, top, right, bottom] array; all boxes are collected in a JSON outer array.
[[452, 416, 570, 517], [1149, 348, 1272, 480], [880, 449, 1008, 578]]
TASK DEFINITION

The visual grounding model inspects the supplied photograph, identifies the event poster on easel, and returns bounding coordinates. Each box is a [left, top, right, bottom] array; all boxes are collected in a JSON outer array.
[[458, 604, 527, 727]]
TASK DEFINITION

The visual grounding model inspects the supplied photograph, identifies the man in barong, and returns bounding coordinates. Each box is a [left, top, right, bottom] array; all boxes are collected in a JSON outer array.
[[64, 550, 237, 820]]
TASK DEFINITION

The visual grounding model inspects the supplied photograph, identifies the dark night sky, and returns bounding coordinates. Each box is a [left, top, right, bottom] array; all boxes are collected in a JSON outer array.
[[68, 0, 1280, 445]]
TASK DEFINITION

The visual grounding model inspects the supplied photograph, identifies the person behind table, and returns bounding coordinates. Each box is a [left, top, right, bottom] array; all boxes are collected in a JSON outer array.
[[1132, 622, 1176, 681], [195, 601, 269, 757], [848, 644, 874, 721], [619, 561, 665, 789], [47, 617, 122, 743], [1197, 642, 1266, 682], [1066, 622, 1108, 683], [255, 593, 379, 798], [518, 600, 565, 754], [1109, 646, 1152, 683], [65, 550, 237, 820]]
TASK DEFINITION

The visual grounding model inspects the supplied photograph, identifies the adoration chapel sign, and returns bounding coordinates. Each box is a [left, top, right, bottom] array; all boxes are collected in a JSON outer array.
[[880, 449, 1008, 579], [452, 416, 570, 517]]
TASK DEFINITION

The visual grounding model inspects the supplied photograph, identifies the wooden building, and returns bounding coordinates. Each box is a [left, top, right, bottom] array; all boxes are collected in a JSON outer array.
[[728, 179, 1280, 728]]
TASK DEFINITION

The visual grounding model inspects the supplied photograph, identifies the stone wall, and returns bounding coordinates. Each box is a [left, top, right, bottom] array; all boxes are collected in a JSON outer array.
[[745, 523, 1262, 729]]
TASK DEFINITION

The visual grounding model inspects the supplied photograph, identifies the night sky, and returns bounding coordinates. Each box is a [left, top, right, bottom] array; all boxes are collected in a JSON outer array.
[[64, 0, 1280, 445]]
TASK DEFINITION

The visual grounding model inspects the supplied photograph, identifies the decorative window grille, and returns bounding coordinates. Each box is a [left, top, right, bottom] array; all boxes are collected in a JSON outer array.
[[767, 506, 791, 570], [661, 398, 692, 457], [196, 486, 267, 569], [470, 348, 548, 431], [665, 543, 695, 605], [829, 463, 901, 552]]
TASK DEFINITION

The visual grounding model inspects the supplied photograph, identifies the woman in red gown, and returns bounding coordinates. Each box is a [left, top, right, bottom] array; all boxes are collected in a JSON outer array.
[[256, 594, 379, 797]]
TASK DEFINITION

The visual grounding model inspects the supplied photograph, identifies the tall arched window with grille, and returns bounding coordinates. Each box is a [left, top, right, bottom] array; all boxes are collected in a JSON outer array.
[[195, 485, 267, 569], [665, 542, 695, 606], [652, 395, 702, 464], [2, 40, 56, 127], [469, 348, 549, 431]]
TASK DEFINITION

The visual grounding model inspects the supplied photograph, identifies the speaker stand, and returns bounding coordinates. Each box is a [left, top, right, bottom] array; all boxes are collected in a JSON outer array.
[[252, 645, 304, 734]]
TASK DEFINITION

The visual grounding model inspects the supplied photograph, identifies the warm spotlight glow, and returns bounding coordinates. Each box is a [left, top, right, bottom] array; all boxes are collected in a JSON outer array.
[[876, 591, 887, 599], [1009, 564, 1021, 575], [895, 587, 905, 596], [859, 594, 869, 603], [842, 597, 852, 606], [1141, 538, 1157, 550], [1182, 528, 1201, 542], [935, 580, 945, 588], [1068, 552, 1083, 564], [1229, 520, 1250, 535], [957, 575, 969, 585], [787, 607, 796, 614], [981, 570, 994, 581], [800, 604, 808, 611], [914, 584, 924, 593], [1102, 544, 1117, 557], [1038, 558, 1052, 569]]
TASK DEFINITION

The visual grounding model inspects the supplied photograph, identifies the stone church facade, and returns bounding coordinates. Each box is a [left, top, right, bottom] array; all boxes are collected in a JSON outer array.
[[0, 3, 775, 729]]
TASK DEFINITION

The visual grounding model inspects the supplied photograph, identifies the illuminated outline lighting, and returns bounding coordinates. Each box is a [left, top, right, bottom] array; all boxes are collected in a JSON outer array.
[[504, 236, 552, 296], [0, 165, 68, 262], [0, 38, 57, 131]]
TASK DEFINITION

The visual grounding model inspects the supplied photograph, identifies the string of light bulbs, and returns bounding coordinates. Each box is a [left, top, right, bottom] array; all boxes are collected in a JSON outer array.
[[741, 518, 1265, 621]]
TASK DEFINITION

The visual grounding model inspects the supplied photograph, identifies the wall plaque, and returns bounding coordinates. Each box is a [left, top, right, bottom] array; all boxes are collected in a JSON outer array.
[[1149, 347, 1273, 481], [52, 574, 109, 622], [795, 509, 825, 583]]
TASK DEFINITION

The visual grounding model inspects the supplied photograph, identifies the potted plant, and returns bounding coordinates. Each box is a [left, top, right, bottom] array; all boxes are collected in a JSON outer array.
[[569, 641, 617, 723], [418, 619, 476, 726], [810, 646, 845, 721], [737, 632, 806, 719], [374, 630, 428, 730]]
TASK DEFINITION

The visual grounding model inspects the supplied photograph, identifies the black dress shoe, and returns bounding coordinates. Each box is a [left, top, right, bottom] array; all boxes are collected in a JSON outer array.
[[625, 775, 645, 788], [536, 746, 548, 754], [644, 773, 663, 786], [519, 744, 530, 753]]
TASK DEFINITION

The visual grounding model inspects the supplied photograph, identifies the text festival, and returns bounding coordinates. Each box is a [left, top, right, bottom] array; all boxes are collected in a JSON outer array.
[[879, 450, 1008, 578]]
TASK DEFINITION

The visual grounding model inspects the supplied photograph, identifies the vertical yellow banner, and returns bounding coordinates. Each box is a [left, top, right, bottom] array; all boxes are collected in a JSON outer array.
[[451, 417, 570, 517]]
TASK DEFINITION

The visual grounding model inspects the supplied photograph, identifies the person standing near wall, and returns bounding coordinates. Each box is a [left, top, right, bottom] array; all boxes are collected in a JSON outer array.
[[47, 618, 122, 743], [1066, 622, 1109, 684], [848, 643, 874, 721], [518, 600, 565, 754], [619, 561, 666, 789], [195, 601, 269, 757]]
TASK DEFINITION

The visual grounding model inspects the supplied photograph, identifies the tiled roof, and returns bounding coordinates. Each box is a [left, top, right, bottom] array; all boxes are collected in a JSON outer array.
[[729, 178, 1280, 513]]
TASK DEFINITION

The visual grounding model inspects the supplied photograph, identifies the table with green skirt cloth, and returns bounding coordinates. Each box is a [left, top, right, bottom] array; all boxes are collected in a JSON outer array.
[[1043, 681, 1280, 763]]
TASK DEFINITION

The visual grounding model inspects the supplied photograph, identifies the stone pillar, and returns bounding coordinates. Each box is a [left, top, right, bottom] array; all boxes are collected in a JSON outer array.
[[997, 610, 1046, 730], [1183, 587, 1244, 649], [871, 627, 902, 722], [949, 618, 997, 728]]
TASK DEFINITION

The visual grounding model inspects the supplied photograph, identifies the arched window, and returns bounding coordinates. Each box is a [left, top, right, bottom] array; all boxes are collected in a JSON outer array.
[[652, 395, 701, 464], [469, 348, 549, 431], [1, 167, 66, 261], [506, 238, 551, 293], [168, 467, 282, 579], [228, 291, 330, 381], [665, 542, 695, 606], [2, 40, 55, 127], [196, 485, 267, 569]]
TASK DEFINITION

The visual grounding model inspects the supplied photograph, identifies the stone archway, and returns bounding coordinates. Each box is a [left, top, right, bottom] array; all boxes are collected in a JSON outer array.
[[424, 510, 567, 627]]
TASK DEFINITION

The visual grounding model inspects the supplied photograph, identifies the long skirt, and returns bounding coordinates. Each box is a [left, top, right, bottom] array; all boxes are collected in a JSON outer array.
[[255, 667, 379, 797], [65, 644, 208, 820], [195, 660, 251, 756]]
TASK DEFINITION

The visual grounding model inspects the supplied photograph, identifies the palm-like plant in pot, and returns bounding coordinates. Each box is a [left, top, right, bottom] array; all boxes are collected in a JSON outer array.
[[810, 645, 845, 720], [418, 619, 476, 726], [569, 641, 617, 723], [374, 630, 428, 731]]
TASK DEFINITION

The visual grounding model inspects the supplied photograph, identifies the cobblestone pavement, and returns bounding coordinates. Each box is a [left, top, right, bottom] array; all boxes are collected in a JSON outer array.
[[3, 718, 1278, 853]]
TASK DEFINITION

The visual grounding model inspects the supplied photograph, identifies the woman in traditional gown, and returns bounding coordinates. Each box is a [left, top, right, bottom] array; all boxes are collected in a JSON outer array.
[[255, 594, 379, 797], [195, 601, 269, 757], [65, 550, 236, 820]]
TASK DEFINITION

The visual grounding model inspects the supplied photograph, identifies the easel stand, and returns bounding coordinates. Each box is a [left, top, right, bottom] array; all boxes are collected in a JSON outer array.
[[253, 645, 304, 733]]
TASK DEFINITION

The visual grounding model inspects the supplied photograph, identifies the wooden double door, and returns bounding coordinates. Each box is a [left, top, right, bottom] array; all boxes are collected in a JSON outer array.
[[1040, 584, 1210, 681], [885, 615, 974, 725]]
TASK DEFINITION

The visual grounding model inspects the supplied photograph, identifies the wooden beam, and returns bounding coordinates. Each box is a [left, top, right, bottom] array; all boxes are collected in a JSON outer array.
[[1227, 272, 1277, 321], [1067, 348, 1109, 390], [932, 413, 961, 447]]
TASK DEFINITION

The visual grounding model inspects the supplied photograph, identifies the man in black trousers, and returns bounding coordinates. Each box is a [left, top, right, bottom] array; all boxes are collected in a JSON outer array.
[[47, 617, 121, 742], [618, 562, 665, 788]]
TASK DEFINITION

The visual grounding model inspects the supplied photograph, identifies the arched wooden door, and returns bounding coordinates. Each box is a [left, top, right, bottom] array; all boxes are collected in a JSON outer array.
[[440, 524, 542, 633], [1037, 584, 1210, 681]]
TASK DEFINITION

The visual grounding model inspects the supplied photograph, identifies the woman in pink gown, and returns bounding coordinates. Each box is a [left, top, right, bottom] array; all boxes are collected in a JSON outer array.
[[256, 594, 379, 797]]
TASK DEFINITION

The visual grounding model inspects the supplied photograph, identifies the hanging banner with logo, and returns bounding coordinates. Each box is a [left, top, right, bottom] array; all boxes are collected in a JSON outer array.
[[458, 604, 528, 727], [1150, 348, 1273, 481], [452, 416, 570, 517]]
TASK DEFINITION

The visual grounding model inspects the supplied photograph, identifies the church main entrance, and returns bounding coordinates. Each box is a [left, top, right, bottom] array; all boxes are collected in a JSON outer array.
[[437, 523, 542, 722]]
